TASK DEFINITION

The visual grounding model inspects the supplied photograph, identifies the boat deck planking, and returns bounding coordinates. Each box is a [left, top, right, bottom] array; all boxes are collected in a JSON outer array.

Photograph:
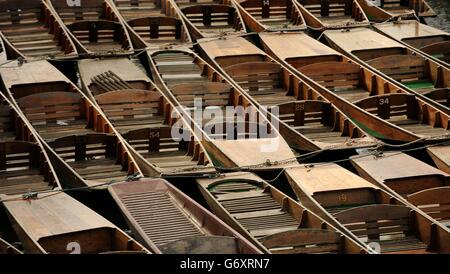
[[198, 36, 377, 151], [197, 171, 368, 254], [285, 164, 450, 253], [108, 178, 261, 254], [427, 145, 450, 174], [1, 191, 149, 254], [0, 0, 77, 59]]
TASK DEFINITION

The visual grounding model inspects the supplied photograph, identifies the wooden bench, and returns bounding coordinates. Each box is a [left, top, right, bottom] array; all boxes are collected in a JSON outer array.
[[334, 204, 430, 253], [298, 0, 353, 17], [16, 92, 92, 141], [407, 187, 450, 228], [128, 16, 182, 42], [422, 88, 449, 107], [182, 5, 237, 28], [420, 41, 450, 64], [49, 0, 107, 23], [169, 82, 231, 108], [0, 141, 55, 195], [354, 93, 418, 120], [48, 134, 131, 183], [95, 89, 164, 133]]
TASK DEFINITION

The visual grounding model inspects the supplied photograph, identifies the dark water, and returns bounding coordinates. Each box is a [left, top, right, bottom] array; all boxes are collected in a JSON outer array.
[[424, 0, 450, 32]]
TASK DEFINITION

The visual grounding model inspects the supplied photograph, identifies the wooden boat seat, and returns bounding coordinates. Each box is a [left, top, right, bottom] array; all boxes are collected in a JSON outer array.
[[127, 17, 182, 44], [114, 0, 163, 20], [354, 93, 418, 120], [159, 236, 241, 254], [49, 0, 105, 23], [16, 92, 92, 141], [334, 204, 430, 253], [422, 88, 449, 107], [260, 229, 344, 254], [170, 82, 231, 108], [95, 89, 164, 133], [153, 52, 208, 85], [366, 55, 433, 89], [182, 5, 238, 31], [0, 141, 53, 195], [275, 101, 353, 143], [205, 121, 269, 140], [240, 0, 302, 28], [299, 0, 353, 18], [407, 187, 450, 228], [48, 134, 128, 183], [419, 41, 450, 63], [123, 127, 203, 170], [299, 61, 362, 91], [67, 20, 128, 51]]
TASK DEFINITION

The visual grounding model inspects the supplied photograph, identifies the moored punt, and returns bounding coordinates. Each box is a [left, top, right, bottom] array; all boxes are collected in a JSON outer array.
[[0, 60, 142, 188], [111, 0, 192, 49], [258, 32, 450, 143], [356, 0, 436, 20], [296, 0, 369, 30], [0, 191, 150, 254], [231, 0, 306, 32], [0, 93, 61, 196], [427, 145, 450, 174], [197, 36, 378, 151], [77, 57, 216, 177], [322, 27, 450, 111], [197, 172, 369, 254], [146, 48, 297, 169], [108, 178, 261, 254], [170, 0, 246, 41], [374, 21, 450, 67], [285, 164, 450, 253], [350, 152, 450, 227], [0, 238, 21, 254], [48, 0, 134, 56], [0, 0, 78, 60]]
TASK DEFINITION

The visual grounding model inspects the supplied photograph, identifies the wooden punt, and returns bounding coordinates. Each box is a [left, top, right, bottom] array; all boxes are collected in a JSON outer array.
[[357, 0, 436, 20], [258, 32, 450, 143], [197, 36, 378, 151], [47, 0, 133, 56], [111, 0, 192, 49], [350, 152, 450, 228], [0, 238, 21, 254], [0, 60, 142, 188], [322, 27, 450, 111], [374, 21, 450, 67], [296, 0, 369, 30], [427, 145, 450, 174], [197, 171, 369, 254], [230, 0, 306, 32], [170, 0, 247, 40], [285, 164, 450, 253], [0, 0, 78, 60], [108, 178, 261, 254], [77, 57, 215, 176], [1, 191, 150, 254], [0, 93, 61, 196], [146, 48, 297, 169]]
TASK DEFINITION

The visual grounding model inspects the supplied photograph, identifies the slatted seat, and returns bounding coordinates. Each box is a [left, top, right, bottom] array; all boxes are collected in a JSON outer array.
[[422, 88, 449, 107], [169, 82, 231, 108], [67, 20, 129, 52], [299, 0, 352, 18], [182, 4, 240, 36], [298, 62, 368, 102], [407, 187, 450, 228], [240, 0, 302, 29], [48, 134, 128, 184], [419, 41, 450, 64], [334, 204, 430, 253], [367, 55, 434, 90], [16, 92, 93, 141], [0, 141, 54, 195], [49, 0, 106, 23], [225, 61, 296, 107], [174, 0, 220, 9], [0, 1, 75, 58], [128, 17, 182, 45], [113, 0, 162, 20], [95, 89, 164, 133]]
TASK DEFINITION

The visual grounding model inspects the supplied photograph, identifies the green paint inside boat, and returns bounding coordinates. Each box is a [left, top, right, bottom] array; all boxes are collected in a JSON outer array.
[[404, 80, 435, 90], [431, 53, 445, 59], [350, 118, 387, 140]]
